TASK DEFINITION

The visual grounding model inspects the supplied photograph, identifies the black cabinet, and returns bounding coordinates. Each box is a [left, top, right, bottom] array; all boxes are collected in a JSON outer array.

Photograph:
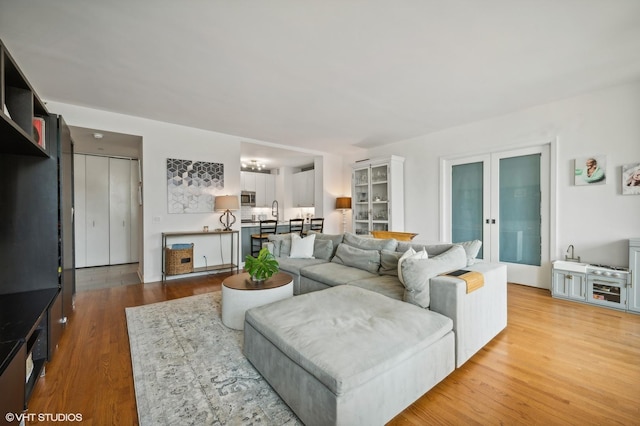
[[0, 39, 74, 410]]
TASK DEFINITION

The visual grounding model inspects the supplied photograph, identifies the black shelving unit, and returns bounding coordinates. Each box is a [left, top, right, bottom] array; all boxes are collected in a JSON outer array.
[[0, 38, 73, 411]]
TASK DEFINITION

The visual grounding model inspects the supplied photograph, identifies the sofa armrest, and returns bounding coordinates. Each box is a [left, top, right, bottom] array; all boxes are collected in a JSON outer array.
[[429, 263, 507, 367]]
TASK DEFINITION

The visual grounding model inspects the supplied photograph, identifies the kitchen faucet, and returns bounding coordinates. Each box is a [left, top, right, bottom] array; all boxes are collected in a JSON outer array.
[[271, 200, 279, 223], [565, 244, 581, 262]]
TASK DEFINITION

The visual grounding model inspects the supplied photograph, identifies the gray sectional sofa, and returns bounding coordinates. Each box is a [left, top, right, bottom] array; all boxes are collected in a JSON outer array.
[[243, 231, 507, 425]]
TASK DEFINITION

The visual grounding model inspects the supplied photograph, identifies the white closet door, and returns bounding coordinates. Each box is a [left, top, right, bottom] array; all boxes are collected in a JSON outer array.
[[130, 160, 140, 263], [73, 154, 87, 268], [109, 158, 131, 264], [85, 156, 110, 266]]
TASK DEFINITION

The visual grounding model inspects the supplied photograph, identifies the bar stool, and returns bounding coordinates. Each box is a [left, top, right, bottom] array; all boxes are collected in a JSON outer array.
[[250, 220, 278, 256], [288, 218, 304, 236]]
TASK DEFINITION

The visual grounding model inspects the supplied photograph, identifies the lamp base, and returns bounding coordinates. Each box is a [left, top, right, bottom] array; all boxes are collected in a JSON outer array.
[[219, 210, 236, 231]]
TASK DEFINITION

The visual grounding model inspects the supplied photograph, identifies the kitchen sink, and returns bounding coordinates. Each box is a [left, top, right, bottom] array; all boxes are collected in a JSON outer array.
[[552, 260, 588, 273]]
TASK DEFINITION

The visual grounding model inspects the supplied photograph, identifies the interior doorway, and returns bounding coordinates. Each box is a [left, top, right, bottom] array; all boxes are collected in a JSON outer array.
[[70, 127, 143, 278]]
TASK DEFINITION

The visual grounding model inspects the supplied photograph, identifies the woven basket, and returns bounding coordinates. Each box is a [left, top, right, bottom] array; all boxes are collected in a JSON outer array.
[[165, 244, 194, 275]]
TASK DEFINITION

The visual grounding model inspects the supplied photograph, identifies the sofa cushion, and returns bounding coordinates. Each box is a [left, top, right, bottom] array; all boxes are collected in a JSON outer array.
[[331, 243, 381, 274], [290, 233, 316, 258], [401, 245, 467, 308], [313, 239, 334, 261], [278, 257, 329, 275], [348, 275, 405, 301], [309, 231, 344, 258], [397, 241, 454, 257], [343, 232, 398, 252], [301, 262, 378, 287]]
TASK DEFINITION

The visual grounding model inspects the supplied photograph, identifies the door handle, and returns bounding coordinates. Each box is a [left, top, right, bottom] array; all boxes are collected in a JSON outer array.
[[485, 219, 496, 224]]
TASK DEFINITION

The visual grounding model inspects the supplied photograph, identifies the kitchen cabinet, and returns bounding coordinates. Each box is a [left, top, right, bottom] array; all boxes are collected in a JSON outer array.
[[629, 238, 640, 313], [241, 171, 256, 192], [552, 269, 586, 301], [293, 169, 315, 207], [351, 156, 404, 235], [242, 171, 275, 207]]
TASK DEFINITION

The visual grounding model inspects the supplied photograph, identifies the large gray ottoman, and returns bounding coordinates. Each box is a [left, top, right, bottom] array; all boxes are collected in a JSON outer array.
[[243, 285, 455, 426]]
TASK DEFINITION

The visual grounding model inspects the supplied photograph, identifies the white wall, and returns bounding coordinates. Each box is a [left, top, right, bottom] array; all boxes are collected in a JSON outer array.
[[46, 101, 353, 282], [47, 101, 247, 283], [365, 81, 640, 269]]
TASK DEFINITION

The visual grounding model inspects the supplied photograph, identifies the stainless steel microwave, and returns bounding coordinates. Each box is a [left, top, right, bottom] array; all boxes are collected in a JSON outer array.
[[241, 191, 256, 207]]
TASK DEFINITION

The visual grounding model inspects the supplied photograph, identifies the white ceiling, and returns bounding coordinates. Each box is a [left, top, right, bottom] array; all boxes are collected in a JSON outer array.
[[2, 1, 640, 159]]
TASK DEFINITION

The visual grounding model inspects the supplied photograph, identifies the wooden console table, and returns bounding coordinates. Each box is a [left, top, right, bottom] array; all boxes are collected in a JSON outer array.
[[161, 230, 240, 281]]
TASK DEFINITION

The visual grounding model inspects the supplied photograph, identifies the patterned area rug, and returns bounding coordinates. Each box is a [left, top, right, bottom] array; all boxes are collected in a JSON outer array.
[[125, 292, 302, 425]]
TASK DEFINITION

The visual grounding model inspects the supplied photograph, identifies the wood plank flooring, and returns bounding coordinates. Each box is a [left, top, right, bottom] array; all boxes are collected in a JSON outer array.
[[27, 274, 640, 425]]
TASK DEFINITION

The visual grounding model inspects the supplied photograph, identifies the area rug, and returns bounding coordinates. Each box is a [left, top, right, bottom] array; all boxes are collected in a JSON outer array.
[[125, 292, 302, 425]]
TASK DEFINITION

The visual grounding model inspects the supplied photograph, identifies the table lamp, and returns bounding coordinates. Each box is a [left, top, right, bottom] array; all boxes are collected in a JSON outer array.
[[215, 195, 239, 231], [335, 197, 352, 233]]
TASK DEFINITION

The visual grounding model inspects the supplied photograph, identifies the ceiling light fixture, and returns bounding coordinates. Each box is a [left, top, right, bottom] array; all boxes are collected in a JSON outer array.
[[242, 160, 265, 171], [92, 132, 104, 140]]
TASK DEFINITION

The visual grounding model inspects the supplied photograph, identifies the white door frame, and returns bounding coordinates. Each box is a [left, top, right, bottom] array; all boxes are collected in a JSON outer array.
[[440, 139, 558, 288]]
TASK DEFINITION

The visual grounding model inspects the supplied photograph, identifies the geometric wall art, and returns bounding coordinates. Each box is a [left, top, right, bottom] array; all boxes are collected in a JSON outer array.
[[167, 158, 224, 213]]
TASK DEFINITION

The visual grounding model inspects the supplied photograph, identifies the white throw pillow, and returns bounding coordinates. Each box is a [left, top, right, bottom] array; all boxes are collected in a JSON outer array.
[[289, 233, 316, 259], [397, 247, 428, 284]]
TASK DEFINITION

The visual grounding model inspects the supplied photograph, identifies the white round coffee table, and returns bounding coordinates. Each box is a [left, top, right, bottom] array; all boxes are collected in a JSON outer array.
[[221, 272, 293, 330]]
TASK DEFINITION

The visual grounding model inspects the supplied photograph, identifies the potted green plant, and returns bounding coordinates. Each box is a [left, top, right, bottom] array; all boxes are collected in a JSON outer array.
[[244, 247, 279, 283]]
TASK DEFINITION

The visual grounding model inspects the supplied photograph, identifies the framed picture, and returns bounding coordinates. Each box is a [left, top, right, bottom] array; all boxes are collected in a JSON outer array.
[[167, 158, 225, 213], [622, 162, 640, 195], [574, 155, 607, 186]]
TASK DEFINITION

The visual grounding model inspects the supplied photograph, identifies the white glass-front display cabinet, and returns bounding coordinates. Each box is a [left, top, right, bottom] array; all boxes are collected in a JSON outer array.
[[351, 156, 404, 235]]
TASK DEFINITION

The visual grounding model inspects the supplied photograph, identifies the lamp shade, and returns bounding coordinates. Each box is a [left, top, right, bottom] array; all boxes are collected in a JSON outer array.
[[214, 195, 239, 211], [335, 197, 352, 209]]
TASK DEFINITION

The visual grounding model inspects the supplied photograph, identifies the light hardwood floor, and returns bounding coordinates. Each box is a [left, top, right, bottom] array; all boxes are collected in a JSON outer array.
[[28, 273, 640, 425]]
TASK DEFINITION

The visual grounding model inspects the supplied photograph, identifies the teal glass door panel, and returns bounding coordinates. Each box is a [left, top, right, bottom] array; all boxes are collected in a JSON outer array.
[[499, 154, 541, 266], [452, 162, 483, 259]]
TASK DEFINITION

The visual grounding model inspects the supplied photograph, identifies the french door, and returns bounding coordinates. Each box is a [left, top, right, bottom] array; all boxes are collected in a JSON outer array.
[[442, 145, 551, 287]]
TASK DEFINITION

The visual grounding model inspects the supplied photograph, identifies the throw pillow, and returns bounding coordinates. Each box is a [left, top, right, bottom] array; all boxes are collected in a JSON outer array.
[[397, 247, 428, 284], [331, 243, 381, 274], [458, 240, 482, 265], [268, 233, 293, 257], [312, 239, 334, 261], [308, 231, 344, 258], [289, 233, 316, 259], [379, 249, 403, 276], [400, 245, 467, 308]]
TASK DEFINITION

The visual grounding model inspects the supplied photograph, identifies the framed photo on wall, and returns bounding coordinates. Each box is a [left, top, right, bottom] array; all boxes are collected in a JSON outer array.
[[574, 155, 607, 186], [622, 162, 640, 195]]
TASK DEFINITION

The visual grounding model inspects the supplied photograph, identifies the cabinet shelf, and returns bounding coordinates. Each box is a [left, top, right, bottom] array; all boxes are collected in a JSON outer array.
[[1, 41, 49, 157]]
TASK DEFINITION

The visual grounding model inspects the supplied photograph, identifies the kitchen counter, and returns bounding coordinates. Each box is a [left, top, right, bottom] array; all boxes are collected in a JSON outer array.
[[241, 221, 290, 227]]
